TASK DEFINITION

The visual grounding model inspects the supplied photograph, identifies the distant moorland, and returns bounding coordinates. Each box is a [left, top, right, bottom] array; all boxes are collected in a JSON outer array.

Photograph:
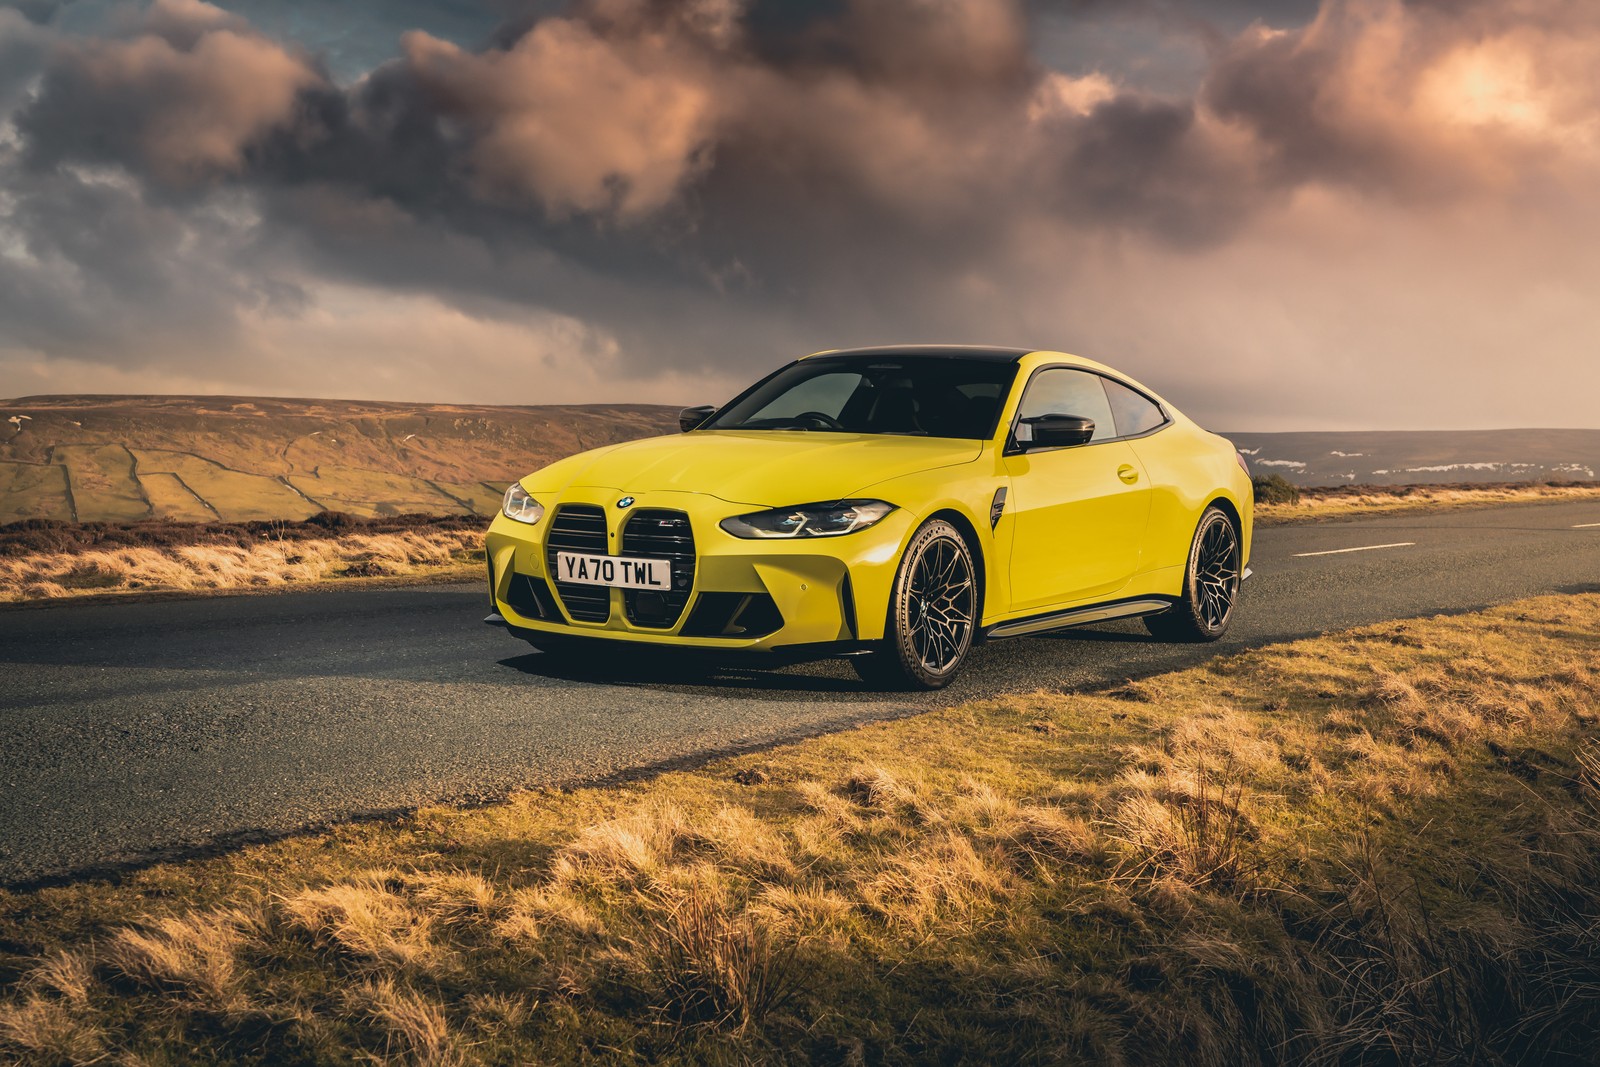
[[1226, 428, 1600, 487], [0, 396, 679, 525], [3, 396, 1597, 526]]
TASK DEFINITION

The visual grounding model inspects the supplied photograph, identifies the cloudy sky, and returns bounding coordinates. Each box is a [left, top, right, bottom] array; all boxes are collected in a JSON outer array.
[[0, 0, 1596, 430]]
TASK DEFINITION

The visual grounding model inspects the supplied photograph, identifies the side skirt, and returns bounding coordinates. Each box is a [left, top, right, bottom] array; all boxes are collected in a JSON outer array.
[[982, 596, 1175, 641]]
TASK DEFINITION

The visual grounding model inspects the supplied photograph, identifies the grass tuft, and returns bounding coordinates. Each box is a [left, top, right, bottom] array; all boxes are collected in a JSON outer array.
[[628, 882, 801, 1036], [354, 977, 470, 1066], [283, 872, 449, 974], [0, 993, 105, 1065], [103, 907, 262, 1015]]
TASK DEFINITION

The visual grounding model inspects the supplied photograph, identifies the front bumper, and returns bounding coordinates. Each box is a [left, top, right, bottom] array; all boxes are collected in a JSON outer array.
[[484, 488, 913, 652]]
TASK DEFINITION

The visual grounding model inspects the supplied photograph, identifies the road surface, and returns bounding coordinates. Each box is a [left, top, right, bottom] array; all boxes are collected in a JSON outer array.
[[2, 500, 1597, 885]]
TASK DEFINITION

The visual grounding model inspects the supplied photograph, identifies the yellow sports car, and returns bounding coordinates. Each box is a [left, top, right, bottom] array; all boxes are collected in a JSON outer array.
[[485, 346, 1252, 689]]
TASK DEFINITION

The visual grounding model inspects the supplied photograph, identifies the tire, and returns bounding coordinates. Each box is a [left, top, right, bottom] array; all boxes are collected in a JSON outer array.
[[853, 519, 977, 690], [1145, 505, 1241, 643]]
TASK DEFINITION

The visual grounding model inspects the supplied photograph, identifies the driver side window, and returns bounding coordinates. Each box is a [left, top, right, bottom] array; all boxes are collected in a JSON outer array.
[[1016, 368, 1116, 442]]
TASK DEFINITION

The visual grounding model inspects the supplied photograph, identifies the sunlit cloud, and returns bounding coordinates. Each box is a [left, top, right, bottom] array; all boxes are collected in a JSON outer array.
[[0, 0, 1597, 429]]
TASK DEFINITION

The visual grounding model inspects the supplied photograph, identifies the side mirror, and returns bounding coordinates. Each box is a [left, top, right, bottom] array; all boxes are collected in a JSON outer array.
[[1015, 414, 1094, 450], [679, 405, 717, 433]]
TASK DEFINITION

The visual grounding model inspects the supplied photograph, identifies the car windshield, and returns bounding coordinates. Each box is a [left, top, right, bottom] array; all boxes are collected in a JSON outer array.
[[708, 356, 1019, 439]]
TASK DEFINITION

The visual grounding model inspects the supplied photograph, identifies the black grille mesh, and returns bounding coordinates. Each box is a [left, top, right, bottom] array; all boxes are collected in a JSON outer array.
[[545, 505, 610, 622], [621, 509, 695, 628]]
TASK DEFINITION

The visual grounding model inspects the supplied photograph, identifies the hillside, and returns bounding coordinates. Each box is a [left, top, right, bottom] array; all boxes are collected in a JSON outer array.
[[5, 398, 1598, 524], [1225, 428, 1600, 487], [0, 396, 680, 525]]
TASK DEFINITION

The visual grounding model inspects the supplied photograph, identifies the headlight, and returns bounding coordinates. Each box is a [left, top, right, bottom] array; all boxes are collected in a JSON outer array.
[[501, 483, 545, 525], [720, 499, 896, 539]]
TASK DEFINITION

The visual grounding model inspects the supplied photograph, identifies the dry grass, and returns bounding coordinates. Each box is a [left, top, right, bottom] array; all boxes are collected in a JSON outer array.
[[0, 528, 483, 601], [2, 593, 1599, 1063], [1257, 480, 1600, 524], [354, 977, 472, 1066], [104, 907, 263, 1015], [282, 872, 451, 974], [628, 882, 801, 1034]]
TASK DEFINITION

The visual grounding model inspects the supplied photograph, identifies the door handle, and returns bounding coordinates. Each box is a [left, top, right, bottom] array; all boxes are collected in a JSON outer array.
[[1117, 464, 1140, 484]]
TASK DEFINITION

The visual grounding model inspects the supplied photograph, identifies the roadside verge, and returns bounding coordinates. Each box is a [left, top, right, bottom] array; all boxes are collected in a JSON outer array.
[[3, 594, 1598, 1063]]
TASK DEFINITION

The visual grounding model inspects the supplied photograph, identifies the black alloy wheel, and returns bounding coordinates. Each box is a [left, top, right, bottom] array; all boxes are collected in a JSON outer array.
[[854, 519, 977, 690], [1145, 505, 1241, 643]]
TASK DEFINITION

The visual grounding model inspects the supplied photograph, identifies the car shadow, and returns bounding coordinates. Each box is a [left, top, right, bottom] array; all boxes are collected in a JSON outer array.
[[1033, 628, 1152, 644], [496, 650, 876, 695]]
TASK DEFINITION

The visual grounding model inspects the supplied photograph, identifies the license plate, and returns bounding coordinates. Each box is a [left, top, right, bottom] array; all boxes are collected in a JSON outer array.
[[554, 551, 672, 590]]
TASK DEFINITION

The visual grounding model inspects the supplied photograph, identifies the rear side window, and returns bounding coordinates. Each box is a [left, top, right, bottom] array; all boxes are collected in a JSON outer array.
[[1103, 377, 1166, 437], [1015, 368, 1116, 441]]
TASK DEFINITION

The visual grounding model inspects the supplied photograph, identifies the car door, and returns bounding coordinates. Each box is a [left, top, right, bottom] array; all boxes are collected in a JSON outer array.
[[1001, 367, 1152, 611]]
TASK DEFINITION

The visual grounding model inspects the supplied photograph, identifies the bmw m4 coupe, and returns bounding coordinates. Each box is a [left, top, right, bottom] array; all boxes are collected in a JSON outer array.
[[485, 346, 1252, 689]]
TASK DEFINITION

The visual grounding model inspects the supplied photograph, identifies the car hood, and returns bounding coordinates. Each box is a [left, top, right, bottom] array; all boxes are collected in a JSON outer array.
[[528, 430, 982, 507]]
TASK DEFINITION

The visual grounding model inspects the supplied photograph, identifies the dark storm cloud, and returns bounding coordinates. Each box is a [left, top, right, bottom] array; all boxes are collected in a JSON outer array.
[[0, 5, 52, 108], [0, 0, 70, 24], [18, 0, 322, 182], [2, 0, 1599, 425], [17, 0, 1251, 244], [9, 0, 1249, 381]]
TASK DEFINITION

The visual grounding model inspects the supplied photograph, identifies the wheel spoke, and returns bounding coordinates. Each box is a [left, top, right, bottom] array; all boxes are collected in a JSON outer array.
[[902, 534, 974, 672], [1192, 518, 1240, 631]]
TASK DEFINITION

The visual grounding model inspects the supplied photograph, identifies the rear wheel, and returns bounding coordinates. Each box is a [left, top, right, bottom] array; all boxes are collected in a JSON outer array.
[[853, 519, 977, 690], [1145, 506, 1240, 643]]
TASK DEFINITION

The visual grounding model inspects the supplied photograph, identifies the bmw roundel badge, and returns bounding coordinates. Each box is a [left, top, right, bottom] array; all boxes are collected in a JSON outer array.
[[616, 496, 635, 508]]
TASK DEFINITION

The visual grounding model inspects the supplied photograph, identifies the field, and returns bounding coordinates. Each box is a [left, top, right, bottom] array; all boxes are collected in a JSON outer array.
[[0, 396, 681, 525], [2, 593, 1597, 1064], [1257, 480, 1600, 523], [0, 515, 485, 602]]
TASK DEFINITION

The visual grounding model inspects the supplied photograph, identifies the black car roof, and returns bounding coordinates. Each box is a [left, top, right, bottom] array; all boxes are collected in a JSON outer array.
[[807, 345, 1031, 363]]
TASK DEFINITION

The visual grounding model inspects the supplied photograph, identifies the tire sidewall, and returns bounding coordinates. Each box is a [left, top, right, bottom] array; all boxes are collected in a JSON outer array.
[[1180, 507, 1238, 638], [886, 519, 975, 688]]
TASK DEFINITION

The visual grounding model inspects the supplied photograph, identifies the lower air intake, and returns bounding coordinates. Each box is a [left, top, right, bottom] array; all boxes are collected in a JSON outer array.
[[681, 592, 784, 638], [505, 572, 561, 621]]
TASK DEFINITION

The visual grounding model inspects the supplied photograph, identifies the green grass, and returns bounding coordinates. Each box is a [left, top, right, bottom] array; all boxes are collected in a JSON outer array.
[[53, 445, 149, 522], [2, 595, 1598, 1063], [0, 462, 72, 522], [286, 466, 468, 518], [131, 450, 320, 523], [134, 471, 220, 522]]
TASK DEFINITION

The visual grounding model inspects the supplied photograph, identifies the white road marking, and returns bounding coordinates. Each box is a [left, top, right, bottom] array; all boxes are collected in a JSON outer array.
[[1573, 523, 1600, 529], [1294, 542, 1417, 558]]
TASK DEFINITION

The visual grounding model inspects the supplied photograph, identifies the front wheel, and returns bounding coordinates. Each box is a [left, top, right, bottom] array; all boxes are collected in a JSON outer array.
[[1144, 506, 1241, 643], [853, 519, 977, 690]]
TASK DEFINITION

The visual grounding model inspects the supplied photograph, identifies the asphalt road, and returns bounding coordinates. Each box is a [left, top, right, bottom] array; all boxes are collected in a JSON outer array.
[[3, 500, 1598, 886]]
